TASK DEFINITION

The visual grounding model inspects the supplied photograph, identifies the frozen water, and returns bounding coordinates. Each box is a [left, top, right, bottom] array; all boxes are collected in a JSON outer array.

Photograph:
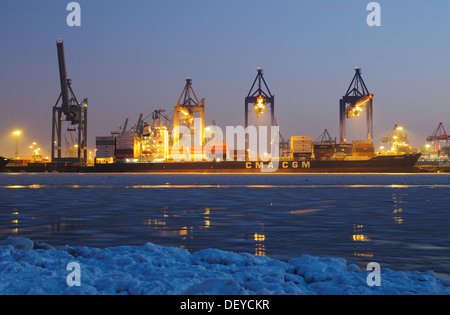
[[1, 173, 450, 294]]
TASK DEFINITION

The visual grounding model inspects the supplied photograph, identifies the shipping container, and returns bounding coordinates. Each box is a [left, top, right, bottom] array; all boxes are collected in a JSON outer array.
[[209, 143, 228, 154], [190, 146, 205, 154], [291, 136, 312, 153], [207, 143, 228, 160], [115, 149, 134, 159], [97, 151, 115, 159], [292, 153, 312, 159], [96, 136, 115, 146], [335, 144, 353, 156], [430, 150, 439, 156], [352, 140, 372, 144], [232, 149, 248, 161], [291, 136, 311, 141], [313, 144, 334, 158]]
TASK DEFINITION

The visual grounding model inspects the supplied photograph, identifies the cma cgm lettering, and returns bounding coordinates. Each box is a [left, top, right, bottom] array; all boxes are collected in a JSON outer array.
[[245, 161, 311, 169]]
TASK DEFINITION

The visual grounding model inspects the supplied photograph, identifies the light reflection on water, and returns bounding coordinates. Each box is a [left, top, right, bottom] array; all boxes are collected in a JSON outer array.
[[0, 173, 450, 279]]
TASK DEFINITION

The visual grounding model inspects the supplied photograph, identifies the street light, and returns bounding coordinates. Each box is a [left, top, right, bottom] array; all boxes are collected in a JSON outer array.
[[12, 130, 21, 159]]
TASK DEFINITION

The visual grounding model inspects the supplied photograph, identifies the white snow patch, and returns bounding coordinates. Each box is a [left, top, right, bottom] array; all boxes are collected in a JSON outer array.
[[0, 238, 449, 295]]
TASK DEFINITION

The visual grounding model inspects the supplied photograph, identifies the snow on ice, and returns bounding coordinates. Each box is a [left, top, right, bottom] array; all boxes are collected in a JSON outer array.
[[0, 237, 449, 295]]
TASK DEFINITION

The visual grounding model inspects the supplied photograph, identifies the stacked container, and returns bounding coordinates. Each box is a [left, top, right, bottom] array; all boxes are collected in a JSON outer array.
[[96, 136, 115, 159], [335, 144, 353, 157], [190, 146, 206, 161], [115, 133, 141, 159], [440, 147, 450, 158], [170, 146, 206, 161], [208, 143, 228, 160], [420, 146, 430, 158], [313, 144, 335, 158], [352, 140, 375, 157], [291, 136, 312, 158], [430, 150, 439, 158]]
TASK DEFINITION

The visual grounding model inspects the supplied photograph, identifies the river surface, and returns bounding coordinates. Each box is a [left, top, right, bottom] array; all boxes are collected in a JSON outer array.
[[0, 173, 449, 278]]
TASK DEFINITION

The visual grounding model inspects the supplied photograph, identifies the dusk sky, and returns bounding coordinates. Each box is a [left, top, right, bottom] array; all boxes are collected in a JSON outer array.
[[1, 0, 450, 158]]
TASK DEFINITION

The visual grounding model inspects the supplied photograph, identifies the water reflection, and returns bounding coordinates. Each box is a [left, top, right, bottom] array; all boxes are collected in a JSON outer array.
[[254, 232, 266, 257], [393, 193, 407, 225], [144, 207, 214, 246], [352, 224, 374, 259], [1, 174, 450, 277]]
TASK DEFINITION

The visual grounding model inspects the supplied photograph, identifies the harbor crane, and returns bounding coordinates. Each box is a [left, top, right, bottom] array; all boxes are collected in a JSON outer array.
[[151, 109, 173, 131], [172, 78, 205, 146], [427, 122, 450, 150], [381, 124, 411, 153], [245, 68, 275, 128], [315, 129, 336, 144], [51, 39, 88, 165], [339, 67, 373, 144], [245, 68, 276, 155]]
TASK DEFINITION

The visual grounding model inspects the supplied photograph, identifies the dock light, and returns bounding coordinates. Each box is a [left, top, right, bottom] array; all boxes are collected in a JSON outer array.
[[12, 130, 21, 159], [254, 95, 266, 117]]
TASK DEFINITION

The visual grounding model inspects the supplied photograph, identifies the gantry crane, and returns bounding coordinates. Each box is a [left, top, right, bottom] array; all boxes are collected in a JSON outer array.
[[339, 67, 373, 144], [427, 122, 450, 150], [245, 68, 275, 129], [51, 39, 88, 165], [172, 78, 205, 146], [245, 68, 276, 156]]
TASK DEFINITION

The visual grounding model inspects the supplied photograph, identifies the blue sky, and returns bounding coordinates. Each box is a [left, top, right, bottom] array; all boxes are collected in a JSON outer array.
[[1, 0, 450, 157]]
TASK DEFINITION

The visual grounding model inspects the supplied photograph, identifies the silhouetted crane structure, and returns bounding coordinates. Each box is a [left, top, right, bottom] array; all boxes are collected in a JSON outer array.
[[315, 129, 336, 144], [339, 68, 373, 144], [51, 39, 88, 165]]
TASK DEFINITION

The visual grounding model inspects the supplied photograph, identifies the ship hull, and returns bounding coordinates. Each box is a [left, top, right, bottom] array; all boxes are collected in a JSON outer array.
[[94, 154, 422, 174], [0, 157, 9, 171]]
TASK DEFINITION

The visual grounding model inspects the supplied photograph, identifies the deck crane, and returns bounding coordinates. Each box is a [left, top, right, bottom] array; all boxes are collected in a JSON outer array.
[[51, 39, 88, 165], [339, 67, 373, 144], [427, 122, 450, 150]]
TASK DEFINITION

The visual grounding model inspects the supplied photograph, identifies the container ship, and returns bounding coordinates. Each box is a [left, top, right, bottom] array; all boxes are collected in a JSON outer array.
[[93, 134, 421, 174], [94, 154, 421, 174]]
